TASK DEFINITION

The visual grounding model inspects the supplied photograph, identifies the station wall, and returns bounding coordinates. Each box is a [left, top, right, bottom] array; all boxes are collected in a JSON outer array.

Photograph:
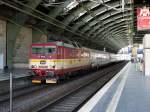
[[0, 20, 6, 69]]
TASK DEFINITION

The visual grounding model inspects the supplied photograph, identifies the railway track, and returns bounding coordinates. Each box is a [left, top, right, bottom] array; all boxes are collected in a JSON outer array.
[[0, 62, 117, 102], [0, 76, 32, 95], [37, 62, 126, 112], [0, 61, 127, 112], [0, 85, 48, 102]]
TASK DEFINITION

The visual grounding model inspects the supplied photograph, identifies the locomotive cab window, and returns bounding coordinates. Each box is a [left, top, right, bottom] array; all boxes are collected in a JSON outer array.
[[32, 46, 43, 54], [45, 46, 56, 54]]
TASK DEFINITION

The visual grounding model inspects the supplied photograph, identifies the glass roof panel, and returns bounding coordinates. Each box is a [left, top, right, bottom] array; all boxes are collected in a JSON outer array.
[[95, 9, 107, 16], [64, 0, 88, 12], [103, 0, 111, 2], [64, 1, 79, 12], [73, 10, 87, 21], [78, 11, 87, 17], [90, 3, 99, 9], [84, 16, 93, 22]]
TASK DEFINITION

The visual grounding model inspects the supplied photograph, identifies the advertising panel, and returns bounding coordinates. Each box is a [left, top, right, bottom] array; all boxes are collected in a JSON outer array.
[[137, 7, 150, 30]]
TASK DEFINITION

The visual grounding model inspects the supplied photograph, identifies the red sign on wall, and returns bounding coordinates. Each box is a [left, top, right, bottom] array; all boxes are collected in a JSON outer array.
[[137, 7, 150, 30]]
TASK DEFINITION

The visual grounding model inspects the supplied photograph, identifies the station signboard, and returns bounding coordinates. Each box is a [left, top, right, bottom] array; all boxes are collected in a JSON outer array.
[[137, 7, 150, 30]]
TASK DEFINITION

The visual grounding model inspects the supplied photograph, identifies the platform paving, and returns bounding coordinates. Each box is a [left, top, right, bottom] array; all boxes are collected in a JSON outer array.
[[78, 62, 150, 112], [0, 69, 31, 81], [115, 63, 150, 112]]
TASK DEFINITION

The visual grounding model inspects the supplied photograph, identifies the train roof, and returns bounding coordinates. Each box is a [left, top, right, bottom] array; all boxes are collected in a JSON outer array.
[[82, 47, 110, 54], [31, 42, 115, 54], [31, 41, 75, 48]]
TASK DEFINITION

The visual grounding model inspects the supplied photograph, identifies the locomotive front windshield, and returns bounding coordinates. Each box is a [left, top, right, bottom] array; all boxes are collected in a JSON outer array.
[[32, 46, 56, 55], [45, 46, 56, 54]]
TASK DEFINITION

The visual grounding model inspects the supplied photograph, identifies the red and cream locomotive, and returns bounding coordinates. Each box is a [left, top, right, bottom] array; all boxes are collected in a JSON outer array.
[[29, 41, 112, 83]]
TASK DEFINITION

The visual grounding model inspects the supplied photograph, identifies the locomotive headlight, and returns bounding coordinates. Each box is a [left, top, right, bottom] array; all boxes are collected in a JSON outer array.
[[31, 65, 37, 68]]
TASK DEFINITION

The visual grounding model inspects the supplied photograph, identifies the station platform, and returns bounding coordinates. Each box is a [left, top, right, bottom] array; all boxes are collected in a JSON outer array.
[[78, 62, 150, 112], [0, 69, 31, 81]]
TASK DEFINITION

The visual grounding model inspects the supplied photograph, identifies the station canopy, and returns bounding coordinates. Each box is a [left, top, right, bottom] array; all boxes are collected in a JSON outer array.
[[0, 0, 135, 53]]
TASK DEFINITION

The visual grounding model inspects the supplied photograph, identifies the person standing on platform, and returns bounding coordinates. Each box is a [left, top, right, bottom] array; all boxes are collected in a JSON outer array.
[[134, 58, 139, 71], [139, 58, 144, 72]]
